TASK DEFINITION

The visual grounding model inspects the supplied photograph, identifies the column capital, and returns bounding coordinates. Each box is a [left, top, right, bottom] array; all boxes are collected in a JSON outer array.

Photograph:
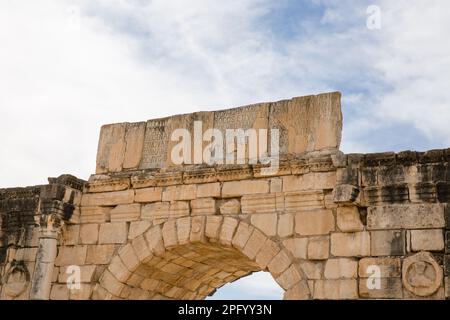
[[35, 200, 70, 238]]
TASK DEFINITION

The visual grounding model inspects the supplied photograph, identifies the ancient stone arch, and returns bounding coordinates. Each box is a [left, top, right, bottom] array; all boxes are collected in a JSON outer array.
[[0, 92, 449, 300], [93, 216, 309, 300]]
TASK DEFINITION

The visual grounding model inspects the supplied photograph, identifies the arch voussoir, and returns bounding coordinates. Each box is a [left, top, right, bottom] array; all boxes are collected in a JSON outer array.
[[95, 215, 305, 300]]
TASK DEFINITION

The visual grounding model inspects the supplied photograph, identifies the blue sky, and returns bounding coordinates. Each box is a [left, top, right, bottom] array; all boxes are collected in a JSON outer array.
[[1, 0, 450, 299]]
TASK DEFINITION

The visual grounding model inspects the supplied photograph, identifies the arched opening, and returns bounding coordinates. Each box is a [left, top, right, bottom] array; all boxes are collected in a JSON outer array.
[[94, 217, 308, 300], [120, 242, 263, 299], [206, 271, 284, 300]]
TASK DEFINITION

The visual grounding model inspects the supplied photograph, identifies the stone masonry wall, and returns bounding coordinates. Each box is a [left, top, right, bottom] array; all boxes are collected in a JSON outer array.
[[1, 150, 448, 300], [0, 93, 448, 300]]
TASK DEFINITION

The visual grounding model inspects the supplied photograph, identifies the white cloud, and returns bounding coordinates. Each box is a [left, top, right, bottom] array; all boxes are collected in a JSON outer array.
[[373, 0, 450, 145], [2, 1, 450, 188]]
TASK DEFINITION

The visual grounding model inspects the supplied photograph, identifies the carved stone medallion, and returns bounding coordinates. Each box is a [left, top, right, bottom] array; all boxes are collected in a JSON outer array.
[[402, 251, 443, 297], [2, 262, 30, 299]]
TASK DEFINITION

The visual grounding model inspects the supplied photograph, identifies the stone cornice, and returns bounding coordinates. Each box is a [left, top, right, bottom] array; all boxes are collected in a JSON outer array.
[[86, 151, 337, 190]]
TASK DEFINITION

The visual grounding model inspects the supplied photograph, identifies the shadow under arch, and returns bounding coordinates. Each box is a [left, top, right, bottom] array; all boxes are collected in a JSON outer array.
[[92, 216, 311, 300]]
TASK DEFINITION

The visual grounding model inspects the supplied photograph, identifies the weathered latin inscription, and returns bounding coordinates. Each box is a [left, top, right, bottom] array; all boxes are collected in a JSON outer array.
[[140, 118, 170, 169], [213, 104, 269, 163], [95, 92, 342, 173]]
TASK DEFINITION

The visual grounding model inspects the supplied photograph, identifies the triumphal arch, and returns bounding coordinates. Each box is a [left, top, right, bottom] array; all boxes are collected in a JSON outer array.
[[0, 92, 449, 300]]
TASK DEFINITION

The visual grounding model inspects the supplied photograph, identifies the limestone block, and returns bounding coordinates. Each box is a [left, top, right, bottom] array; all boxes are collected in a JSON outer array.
[[205, 216, 223, 240], [331, 232, 371, 257], [190, 216, 206, 243], [250, 214, 277, 237], [162, 220, 178, 248], [336, 206, 364, 232], [81, 190, 135, 207], [162, 184, 197, 201], [332, 184, 360, 204], [144, 226, 165, 256], [191, 198, 216, 215], [277, 214, 294, 237], [118, 244, 140, 271], [50, 284, 70, 300], [128, 220, 152, 240], [99, 222, 128, 244], [131, 235, 152, 263], [367, 204, 445, 230], [300, 261, 323, 280], [96, 123, 126, 173], [213, 102, 269, 164], [284, 281, 311, 300], [269, 92, 342, 154], [55, 246, 88, 266], [283, 238, 308, 259], [110, 204, 141, 222], [127, 273, 145, 288], [86, 245, 116, 265], [91, 284, 113, 300], [80, 206, 112, 224], [285, 191, 324, 212], [295, 209, 335, 236], [139, 114, 191, 169], [255, 239, 280, 269], [307, 236, 329, 260], [276, 264, 302, 290], [359, 278, 403, 299], [177, 217, 191, 245], [86, 177, 130, 193], [267, 250, 291, 275], [270, 178, 283, 193], [358, 257, 401, 278], [324, 258, 358, 279], [141, 278, 160, 291], [197, 183, 221, 198], [109, 255, 132, 282], [219, 199, 241, 215], [219, 217, 239, 245], [283, 174, 314, 192], [410, 229, 445, 252], [58, 265, 96, 283], [243, 229, 267, 260], [222, 180, 269, 198], [283, 172, 336, 193], [324, 192, 338, 209], [275, 193, 285, 211], [63, 225, 79, 245], [79, 224, 99, 245], [232, 222, 254, 250], [313, 279, 358, 300], [241, 194, 276, 214], [313, 172, 336, 190], [94, 92, 342, 172], [141, 202, 170, 219], [70, 284, 93, 300], [123, 122, 146, 170], [370, 230, 406, 256], [134, 187, 162, 203], [100, 269, 125, 296], [169, 201, 190, 217]]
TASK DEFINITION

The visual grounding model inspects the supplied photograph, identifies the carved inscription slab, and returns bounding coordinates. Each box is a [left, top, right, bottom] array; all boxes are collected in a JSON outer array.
[[140, 118, 170, 169], [95, 92, 342, 172]]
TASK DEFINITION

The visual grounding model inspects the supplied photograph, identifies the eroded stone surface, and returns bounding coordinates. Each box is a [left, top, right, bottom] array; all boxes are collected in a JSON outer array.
[[1, 93, 449, 301]]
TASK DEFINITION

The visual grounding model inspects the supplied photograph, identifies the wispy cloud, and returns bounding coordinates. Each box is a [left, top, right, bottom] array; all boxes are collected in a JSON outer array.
[[2, 1, 450, 188]]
